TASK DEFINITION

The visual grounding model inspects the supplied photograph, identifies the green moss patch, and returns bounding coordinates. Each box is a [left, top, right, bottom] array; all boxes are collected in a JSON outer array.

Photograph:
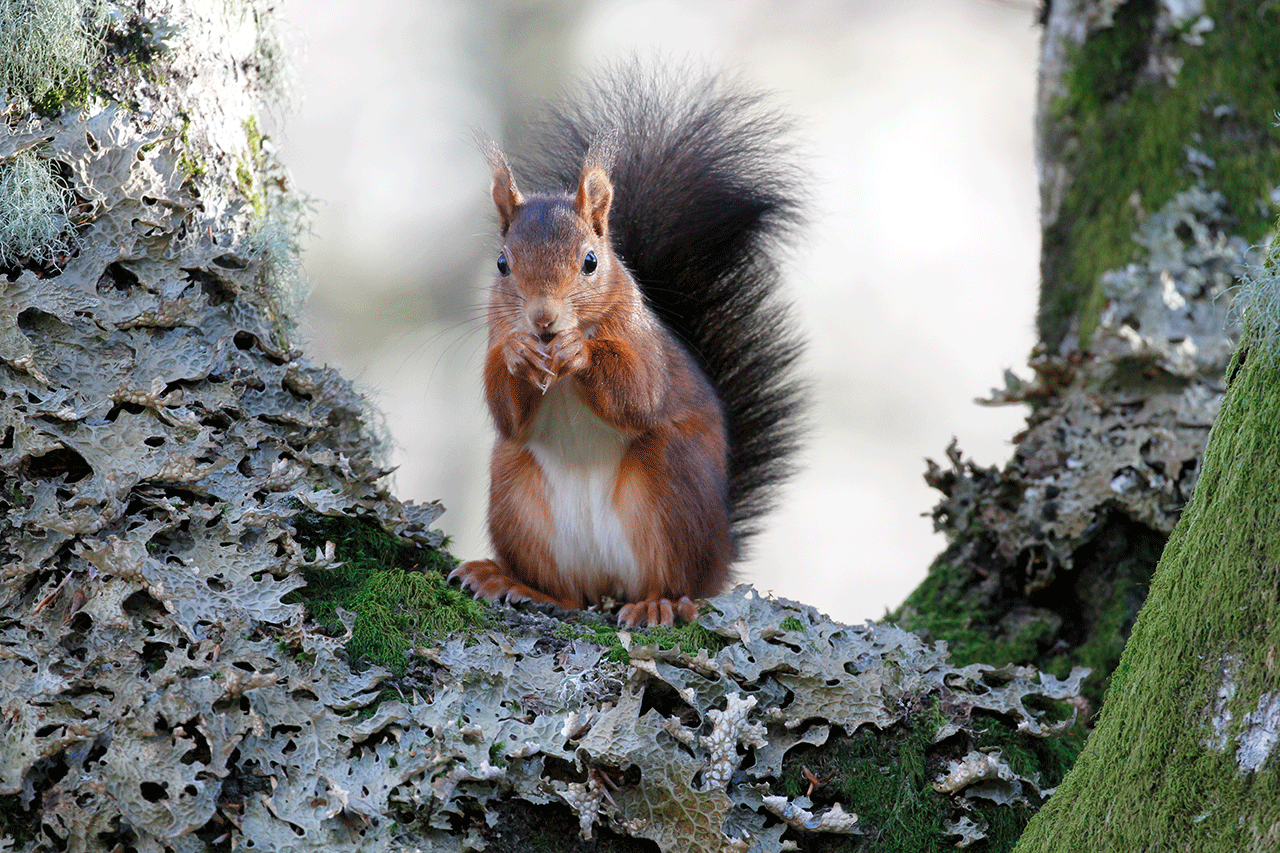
[[978, 717, 1084, 796], [557, 615, 730, 665], [288, 512, 486, 673], [778, 706, 949, 852], [775, 700, 1082, 852], [892, 551, 1004, 667], [0, 794, 38, 847], [893, 516, 1164, 715]]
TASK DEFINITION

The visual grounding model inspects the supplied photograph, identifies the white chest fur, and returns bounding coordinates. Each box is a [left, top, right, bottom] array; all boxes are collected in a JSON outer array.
[[526, 381, 641, 598]]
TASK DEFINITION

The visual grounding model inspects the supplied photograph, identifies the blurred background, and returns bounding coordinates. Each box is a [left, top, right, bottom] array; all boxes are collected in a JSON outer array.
[[279, 0, 1042, 625]]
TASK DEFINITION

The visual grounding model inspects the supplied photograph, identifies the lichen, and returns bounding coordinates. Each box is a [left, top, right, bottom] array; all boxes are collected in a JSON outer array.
[[0, 0, 102, 111], [701, 692, 767, 791], [1236, 227, 1280, 361], [0, 3, 1100, 850], [895, 179, 1252, 713], [554, 610, 731, 665], [0, 3, 445, 851], [0, 150, 73, 267]]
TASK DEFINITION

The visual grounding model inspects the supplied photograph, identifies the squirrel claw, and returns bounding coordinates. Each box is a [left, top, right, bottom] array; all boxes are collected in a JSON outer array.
[[450, 559, 577, 610], [617, 595, 699, 628]]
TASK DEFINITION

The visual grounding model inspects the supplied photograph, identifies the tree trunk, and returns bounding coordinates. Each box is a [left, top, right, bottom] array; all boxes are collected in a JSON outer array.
[[1014, 256, 1280, 850], [11, 0, 1274, 850], [892, 0, 1280, 711]]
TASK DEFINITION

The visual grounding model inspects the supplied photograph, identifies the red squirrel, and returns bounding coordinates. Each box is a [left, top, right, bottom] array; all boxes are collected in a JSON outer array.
[[450, 69, 805, 627]]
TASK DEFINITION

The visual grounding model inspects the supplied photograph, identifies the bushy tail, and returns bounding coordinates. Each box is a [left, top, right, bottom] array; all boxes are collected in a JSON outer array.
[[515, 64, 806, 553]]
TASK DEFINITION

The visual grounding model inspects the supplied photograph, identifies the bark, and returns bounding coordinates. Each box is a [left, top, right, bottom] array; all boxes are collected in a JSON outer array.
[[892, 0, 1280, 712]]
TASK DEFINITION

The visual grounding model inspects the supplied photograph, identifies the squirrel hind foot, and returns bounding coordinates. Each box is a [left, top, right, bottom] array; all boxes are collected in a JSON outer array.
[[449, 559, 578, 611], [617, 595, 699, 628]]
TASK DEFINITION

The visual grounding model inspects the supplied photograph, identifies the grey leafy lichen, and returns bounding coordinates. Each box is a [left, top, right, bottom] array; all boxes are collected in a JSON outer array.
[[897, 180, 1254, 700], [760, 796, 858, 833], [367, 586, 1087, 852], [973, 188, 1246, 576], [0, 2, 435, 851], [1092, 187, 1245, 378], [701, 692, 766, 791], [934, 750, 1025, 802]]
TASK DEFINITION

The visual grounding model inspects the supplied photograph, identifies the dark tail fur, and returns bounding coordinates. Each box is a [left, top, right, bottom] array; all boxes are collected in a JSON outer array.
[[514, 64, 807, 555]]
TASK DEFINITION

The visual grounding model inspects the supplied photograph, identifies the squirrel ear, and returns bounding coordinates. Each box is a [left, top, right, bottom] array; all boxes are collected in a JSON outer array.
[[490, 160, 523, 238], [575, 164, 613, 239]]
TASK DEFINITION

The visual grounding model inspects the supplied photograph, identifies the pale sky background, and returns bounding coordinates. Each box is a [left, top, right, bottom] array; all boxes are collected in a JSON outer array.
[[279, 0, 1042, 625]]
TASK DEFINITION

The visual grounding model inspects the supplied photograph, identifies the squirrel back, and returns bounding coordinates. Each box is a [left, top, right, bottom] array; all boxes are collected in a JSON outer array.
[[514, 66, 806, 553]]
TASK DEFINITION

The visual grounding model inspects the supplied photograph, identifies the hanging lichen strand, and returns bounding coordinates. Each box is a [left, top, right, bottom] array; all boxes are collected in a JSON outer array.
[[1014, 239, 1280, 850]]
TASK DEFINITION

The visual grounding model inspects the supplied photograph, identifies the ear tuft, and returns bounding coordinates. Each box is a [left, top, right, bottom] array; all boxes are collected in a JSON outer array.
[[575, 164, 613, 239], [481, 137, 522, 237]]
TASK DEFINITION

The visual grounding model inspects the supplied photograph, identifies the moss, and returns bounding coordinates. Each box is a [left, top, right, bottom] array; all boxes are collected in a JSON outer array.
[[773, 707, 1081, 851], [977, 717, 1085, 794], [889, 552, 1005, 667], [1040, 539, 1159, 707], [779, 703, 951, 852], [288, 512, 486, 673], [1039, 0, 1280, 350], [31, 77, 93, 116], [101, 13, 165, 68], [235, 116, 268, 219], [773, 700, 1075, 852], [556, 616, 730, 665], [780, 615, 806, 633], [894, 519, 1164, 715], [176, 118, 207, 182], [1068, 0, 1158, 114], [1015, 316, 1280, 848]]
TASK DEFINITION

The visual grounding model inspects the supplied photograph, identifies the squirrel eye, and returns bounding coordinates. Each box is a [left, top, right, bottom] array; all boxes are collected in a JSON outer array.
[[496, 251, 510, 277], [582, 251, 597, 275]]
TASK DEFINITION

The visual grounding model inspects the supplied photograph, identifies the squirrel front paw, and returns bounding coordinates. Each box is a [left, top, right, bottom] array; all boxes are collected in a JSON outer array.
[[502, 332, 556, 391], [617, 596, 700, 627], [545, 328, 588, 379]]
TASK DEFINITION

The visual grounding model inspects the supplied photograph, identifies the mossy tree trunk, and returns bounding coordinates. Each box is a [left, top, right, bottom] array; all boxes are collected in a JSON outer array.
[[1014, 276, 1280, 850], [892, 0, 1280, 711]]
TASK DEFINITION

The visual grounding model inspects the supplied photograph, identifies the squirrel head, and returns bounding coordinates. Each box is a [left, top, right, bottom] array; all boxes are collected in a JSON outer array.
[[484, 143, 628, 339]]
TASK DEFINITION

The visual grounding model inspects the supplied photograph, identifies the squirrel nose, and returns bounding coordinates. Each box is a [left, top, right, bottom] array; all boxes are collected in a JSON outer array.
[[527, 303, 559, 332]]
